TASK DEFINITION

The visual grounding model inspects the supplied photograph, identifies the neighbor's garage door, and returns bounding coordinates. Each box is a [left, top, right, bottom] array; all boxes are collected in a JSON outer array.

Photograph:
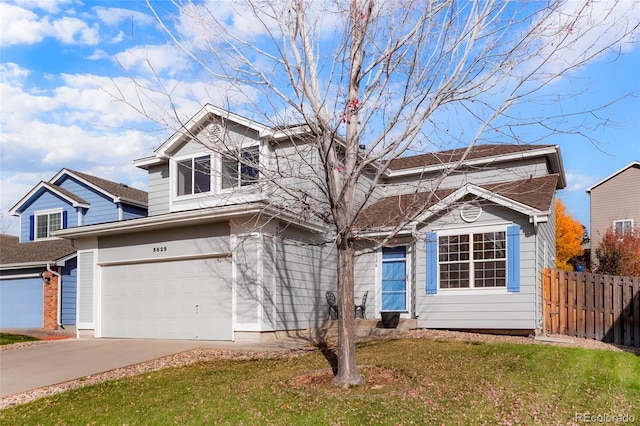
[[100, 257, 232, 340], [0, 278, 43, 328]]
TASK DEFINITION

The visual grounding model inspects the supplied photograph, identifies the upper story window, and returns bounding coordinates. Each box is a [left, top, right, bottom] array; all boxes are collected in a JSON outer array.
[[177, 155, 211, 196], [222, 146, 259, 189], [439, 230, 506, 289], [614, 219, 633, 235], [35, 210, 62, 240]]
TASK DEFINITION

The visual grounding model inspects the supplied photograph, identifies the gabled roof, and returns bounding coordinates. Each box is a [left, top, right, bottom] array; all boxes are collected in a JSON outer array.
[[10, 169, 148, 215], [356, 175, 558, 230], [57, 169, 148, 206], [386, 144, 566, 189], [585, 161, 640, 193], [134, 104, 313, 169], [9, 182, 90, 215], [0, 234, 76, 268]]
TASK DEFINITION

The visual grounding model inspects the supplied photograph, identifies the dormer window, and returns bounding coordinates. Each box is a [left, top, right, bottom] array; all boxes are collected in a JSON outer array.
[[222, 146, 259, 189], [35, 209, 62, 240], [177, 155, 211, 196]]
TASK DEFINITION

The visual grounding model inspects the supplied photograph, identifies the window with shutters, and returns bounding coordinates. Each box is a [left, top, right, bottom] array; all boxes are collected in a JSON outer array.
[[35, 210, 63, 240], [438, 229, 507, 289]]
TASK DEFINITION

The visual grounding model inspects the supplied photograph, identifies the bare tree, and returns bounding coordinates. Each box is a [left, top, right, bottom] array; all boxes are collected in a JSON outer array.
[[120, 0, 640, 386]]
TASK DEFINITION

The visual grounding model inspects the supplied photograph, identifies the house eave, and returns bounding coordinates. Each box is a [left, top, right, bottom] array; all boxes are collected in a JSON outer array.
[[1, 261, 50, 270], [155, 104, 271, 158], [585, 160, 640, 193], [133, 156, 167, 170], [388, 145, 566, 189], [54, 203, 329, 238], [9, 181, 90, 215]]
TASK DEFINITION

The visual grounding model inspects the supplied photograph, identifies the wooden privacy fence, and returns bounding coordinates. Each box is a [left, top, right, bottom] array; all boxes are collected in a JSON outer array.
[[542, 268, 640, 349]]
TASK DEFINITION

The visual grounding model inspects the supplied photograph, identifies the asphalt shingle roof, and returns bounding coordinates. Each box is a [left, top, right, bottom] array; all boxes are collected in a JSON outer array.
[[387, 144, 554, 171], [66, 169, 148, 205], [356, 174, 558, 230], [0, 234, 76, 266]]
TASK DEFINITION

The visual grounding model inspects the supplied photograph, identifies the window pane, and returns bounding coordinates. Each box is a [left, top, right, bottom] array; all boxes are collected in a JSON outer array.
[[474, 260, 506, 287], [240, 147, 259, 186], [194, 156, 211, 193], [36, 215, 48, 239], [222, 156, 238, 189], [49, 213, 61, 234], [177, 159, 192, 196], [440, 263, 470, 288]]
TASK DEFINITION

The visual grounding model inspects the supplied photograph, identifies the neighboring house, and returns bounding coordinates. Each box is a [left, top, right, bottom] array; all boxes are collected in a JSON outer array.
[[56, 104, 565, 341], [586, 161, 640, 270], [0, 169, 148, 330]]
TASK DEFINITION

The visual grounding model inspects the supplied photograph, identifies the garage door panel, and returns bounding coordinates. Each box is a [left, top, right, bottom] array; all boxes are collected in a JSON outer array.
[[101, 258, 232, 340], [0, 278, 43, 328]]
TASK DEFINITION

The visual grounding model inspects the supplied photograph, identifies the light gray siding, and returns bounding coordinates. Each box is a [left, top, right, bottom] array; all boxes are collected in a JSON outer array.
[[234, 234, 260, 327], [415, 204, 538, 330], [97, 223, 231, 263], [147, 164, 170, 216], [354, 241, 377, 316], [383, 157, 551, 197], [274, 227, 337, 331], [77, 251, 94, 326]]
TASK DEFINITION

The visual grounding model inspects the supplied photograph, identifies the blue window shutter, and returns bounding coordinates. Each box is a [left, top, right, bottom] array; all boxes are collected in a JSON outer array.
[[507, 225, 521, 292], [62, 211, 68, 228], [29, 215, 34, 240], [426, 232, 438, 294]]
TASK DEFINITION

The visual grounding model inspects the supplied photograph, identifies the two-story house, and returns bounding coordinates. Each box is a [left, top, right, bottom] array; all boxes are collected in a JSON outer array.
[[586, 161, 640, 271], [56, 104, 565, 340], [0, 169, 148, 330]]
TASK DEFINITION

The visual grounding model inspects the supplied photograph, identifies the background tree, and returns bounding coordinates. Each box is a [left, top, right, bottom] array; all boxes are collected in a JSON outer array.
[[596, 228, 640, 276], [555, 199, 586, 271], [119, 0, 640, 386]]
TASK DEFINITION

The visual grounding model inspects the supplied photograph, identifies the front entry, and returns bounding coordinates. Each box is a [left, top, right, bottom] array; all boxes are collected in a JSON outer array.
[[381, 246, 407, 311]]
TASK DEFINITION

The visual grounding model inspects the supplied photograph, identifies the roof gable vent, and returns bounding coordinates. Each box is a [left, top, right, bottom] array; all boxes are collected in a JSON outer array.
[[460, 202, 482, 223]]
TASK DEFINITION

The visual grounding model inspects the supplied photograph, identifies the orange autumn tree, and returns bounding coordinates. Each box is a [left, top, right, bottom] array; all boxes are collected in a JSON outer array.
[[555, 199, 585, 271]]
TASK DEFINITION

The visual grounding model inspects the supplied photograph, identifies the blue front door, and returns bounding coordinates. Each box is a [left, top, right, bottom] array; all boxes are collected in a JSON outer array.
[[382, 246, 407, 311]]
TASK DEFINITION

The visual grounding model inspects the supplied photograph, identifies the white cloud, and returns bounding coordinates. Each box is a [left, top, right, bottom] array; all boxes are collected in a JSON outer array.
[[113, 44, 191, 76], [565, 171, 599, 193], [0, 2, 101, 46], [52, 16, 99, 45], [0, 3, 50, 46], [13, 0, 74, 14], [94, 7, 156, 27]]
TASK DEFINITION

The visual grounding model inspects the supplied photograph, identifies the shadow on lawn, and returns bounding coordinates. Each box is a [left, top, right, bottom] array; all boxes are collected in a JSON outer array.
[[317, 342, 338, 375]]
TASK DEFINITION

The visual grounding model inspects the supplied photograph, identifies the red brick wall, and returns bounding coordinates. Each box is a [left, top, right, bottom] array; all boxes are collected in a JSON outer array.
[[42, 269, 59, 330]]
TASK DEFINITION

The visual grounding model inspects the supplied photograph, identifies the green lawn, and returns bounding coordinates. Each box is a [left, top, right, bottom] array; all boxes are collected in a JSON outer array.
[[1, 338, 638, 425], [0, 333, 39, 346]]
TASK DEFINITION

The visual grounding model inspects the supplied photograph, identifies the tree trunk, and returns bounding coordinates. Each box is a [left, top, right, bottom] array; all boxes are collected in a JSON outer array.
[[332, 241, 364, 387]]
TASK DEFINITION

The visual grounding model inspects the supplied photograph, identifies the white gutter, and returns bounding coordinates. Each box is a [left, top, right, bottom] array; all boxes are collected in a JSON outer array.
[[0, 273, 42, 280], [54, 203, 329, 238]]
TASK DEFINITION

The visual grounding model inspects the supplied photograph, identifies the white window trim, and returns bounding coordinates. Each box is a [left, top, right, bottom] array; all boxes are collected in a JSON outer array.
[[613, 219, 633, 234], [436, 224, 509, 293], [377, 244, 412, 313], [34, 208, 63, 241], [218, 146, 260, 193], [171, 152, 214, 201]]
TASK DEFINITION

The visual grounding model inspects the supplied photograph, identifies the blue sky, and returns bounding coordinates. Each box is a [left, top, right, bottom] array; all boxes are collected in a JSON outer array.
[[1, 0, 639, 236]]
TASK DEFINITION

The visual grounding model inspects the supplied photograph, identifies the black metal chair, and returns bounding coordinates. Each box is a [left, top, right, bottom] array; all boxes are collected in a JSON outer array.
[[355, 291, 368, 319], [326, 291, 338, 319]]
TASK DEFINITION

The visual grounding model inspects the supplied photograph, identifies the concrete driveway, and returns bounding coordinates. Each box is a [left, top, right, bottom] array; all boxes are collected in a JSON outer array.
[[1, 337, 310, 398]]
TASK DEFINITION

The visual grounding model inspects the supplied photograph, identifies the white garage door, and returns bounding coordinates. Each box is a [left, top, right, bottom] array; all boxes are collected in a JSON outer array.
[[101, 257, 232, 340]]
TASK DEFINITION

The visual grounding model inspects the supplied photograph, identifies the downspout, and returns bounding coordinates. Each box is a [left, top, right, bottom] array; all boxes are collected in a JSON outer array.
[[47, 263, 63, 329], [530, 215, 541, 334]]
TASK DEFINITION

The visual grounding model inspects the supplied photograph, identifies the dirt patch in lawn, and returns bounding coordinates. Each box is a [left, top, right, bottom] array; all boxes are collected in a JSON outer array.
[[288, 365, 413, 397]]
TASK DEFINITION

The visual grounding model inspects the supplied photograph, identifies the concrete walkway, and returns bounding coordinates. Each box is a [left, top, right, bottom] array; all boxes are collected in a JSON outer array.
[[0, 337, 312, 398]]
